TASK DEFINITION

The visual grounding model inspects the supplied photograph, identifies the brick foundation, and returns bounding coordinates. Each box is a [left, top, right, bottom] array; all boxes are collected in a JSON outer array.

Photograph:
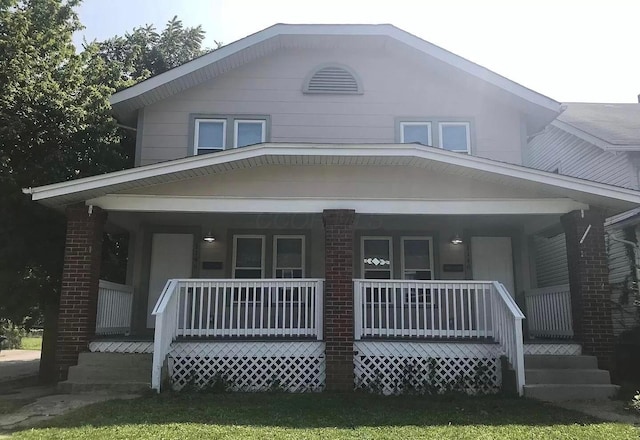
[[323, 209, 356, 391], [56, 205, 106, 380], [561, 209, 614, 369]]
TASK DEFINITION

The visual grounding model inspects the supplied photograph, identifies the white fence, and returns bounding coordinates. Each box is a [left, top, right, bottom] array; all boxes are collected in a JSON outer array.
[[353, 280, 494, 339], [353, 280, 525, 395], [152, 279, 324, 391], [525, 284, 573, 338], [95, 280, 133, 335]]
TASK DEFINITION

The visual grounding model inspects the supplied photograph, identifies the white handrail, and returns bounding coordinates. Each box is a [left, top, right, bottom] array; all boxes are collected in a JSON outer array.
[[151, 279, 179, 392], [96, 280, 134, 335], [151, 278, 324, 392], [353, 280, 494, 339], [491, 281, 525, 396], [352, 279, 526, 395]]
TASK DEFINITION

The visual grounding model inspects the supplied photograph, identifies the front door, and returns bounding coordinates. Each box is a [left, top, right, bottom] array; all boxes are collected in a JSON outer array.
[[147, 233, 194, 328], [471, 236, 515, 297]]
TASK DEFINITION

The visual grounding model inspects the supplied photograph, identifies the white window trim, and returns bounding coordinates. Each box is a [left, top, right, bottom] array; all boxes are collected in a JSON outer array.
[[273, 235, 305, 278], [400, 236, 435, 280], [194, 118, 226, 154], [400, 121, 432, 145], [234, 119, 266, 148], [361, 236, 393, 279], [438, 122, 471, 154], [232, 234, 265, 279]]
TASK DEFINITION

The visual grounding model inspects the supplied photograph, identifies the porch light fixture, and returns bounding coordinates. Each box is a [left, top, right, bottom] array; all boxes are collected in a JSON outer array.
[[203, 232, 216, 243], [450, 234, 463, 245]]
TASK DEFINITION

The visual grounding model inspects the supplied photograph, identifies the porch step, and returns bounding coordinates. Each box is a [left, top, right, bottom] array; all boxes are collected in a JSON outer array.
[[523, 384, 620, 401], [523, 354, 618, 401], [58, 352, 152, 394], [525, 369, 611, 385], [524, 354, 597, 369]]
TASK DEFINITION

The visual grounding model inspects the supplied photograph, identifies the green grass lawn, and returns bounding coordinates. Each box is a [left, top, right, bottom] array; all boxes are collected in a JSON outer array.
[[18, 337, 42, 351], [7, 393, 639, 439]]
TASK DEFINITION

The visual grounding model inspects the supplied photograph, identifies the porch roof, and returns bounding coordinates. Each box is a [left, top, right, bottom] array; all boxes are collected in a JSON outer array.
[[23, 143, 640, 215]]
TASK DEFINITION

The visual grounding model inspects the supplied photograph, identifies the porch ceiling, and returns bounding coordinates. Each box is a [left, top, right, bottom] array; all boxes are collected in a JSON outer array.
[[24, 143, 640, 215]]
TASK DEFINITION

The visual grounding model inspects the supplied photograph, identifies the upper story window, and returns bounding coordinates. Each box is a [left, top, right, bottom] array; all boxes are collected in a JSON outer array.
[[439, 122, 471, 153], [398, 119, 472, 154], [195, 119, 226, 154], [303, 63, 363, 95], [192, 115, 269, 155], [400, 122, 432, 145]]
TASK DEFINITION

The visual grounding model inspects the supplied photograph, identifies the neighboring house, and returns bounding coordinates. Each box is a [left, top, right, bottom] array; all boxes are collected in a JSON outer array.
[[24, 24, 640, 400], [525, 103, 640, 336]]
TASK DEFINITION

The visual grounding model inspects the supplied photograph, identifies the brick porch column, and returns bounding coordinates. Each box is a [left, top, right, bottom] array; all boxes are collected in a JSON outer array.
[[323, 209, 356, 391], [561, 209, 614, 369], [57, 205, 107, 380]]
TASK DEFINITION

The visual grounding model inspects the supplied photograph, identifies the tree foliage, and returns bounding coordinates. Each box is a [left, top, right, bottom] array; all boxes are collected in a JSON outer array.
[[89, 15, 214, 87], [0, 1, 211, 328]]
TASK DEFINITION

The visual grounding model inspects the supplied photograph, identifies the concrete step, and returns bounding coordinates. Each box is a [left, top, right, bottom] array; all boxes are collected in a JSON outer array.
[[67, 365, 151, 383], [77, 352, 152, 368], [57, 381, 150, 394], [524, 384, 620, 401], [524, 355, 598, 370], [525, 368, 611, 385]]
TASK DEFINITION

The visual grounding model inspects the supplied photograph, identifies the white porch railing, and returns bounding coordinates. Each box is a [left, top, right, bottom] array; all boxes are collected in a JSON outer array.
[[524, 284, 573, 338], [152, 278, 324, 391], [95, 280, 133, 335], [353, 280, 526, 395]]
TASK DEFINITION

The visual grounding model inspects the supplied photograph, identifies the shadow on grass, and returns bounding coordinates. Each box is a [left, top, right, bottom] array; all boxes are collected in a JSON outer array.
[[30, 392, 606, 430]]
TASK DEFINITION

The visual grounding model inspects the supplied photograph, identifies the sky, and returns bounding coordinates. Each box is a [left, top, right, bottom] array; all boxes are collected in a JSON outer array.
[[73, 0, 640, 103]]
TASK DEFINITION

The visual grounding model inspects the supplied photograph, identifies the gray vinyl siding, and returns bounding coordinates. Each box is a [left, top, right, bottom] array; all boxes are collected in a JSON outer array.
[[139, 47, 525, 166], [607, 226, 640, 335], [533, 234, 569, 288], [525, 125, 638, 189]]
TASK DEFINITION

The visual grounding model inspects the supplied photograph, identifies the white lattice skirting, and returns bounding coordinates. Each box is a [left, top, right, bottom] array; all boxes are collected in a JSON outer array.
[[354, 341, 501, 395], [523, 343, 582, 356], [89, 341, 154, 353], [169, 341, 326, 392]]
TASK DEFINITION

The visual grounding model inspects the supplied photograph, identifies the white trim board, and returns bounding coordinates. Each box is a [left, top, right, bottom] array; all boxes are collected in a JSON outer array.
[[86, 195, 588, 215]]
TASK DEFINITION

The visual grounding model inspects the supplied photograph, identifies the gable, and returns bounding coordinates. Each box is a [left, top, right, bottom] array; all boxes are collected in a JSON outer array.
[[111, 24, 560, 133]]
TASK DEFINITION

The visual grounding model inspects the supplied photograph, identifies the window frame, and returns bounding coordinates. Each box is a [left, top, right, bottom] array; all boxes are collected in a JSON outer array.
[[273, 235, 306, 279], [400, 236, 435, 280], [400, 121, 432, 146], [234, 119, 267, 148], [438, 121, 471, 154], [190, 114, 270, 155], [232, 234, 266, 279], [361, 236, 393, 280], [194, 118, 227, 155]]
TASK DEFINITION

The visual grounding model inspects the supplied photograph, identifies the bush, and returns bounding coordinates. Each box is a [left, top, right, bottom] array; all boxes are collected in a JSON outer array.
[[0, 320, 26, 349], [631, 391, 640, 413]]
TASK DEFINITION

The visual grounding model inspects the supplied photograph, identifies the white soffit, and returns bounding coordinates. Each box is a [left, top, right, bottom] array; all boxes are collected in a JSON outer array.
[[109, 24, 560, 118], [23, 143, 640, 214]]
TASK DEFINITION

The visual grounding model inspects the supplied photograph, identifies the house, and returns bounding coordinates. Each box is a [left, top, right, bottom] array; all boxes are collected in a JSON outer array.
[[24, 24, 640, 399], [525, 103, 640, 339]]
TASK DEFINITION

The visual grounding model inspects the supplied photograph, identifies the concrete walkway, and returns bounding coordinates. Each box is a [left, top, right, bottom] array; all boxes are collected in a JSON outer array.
[[0, 350, 40, 383], [0, 386, 139, 432]]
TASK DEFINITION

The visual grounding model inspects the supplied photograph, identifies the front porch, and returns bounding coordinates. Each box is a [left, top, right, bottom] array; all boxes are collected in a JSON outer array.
[[27, 144, 640, 397]]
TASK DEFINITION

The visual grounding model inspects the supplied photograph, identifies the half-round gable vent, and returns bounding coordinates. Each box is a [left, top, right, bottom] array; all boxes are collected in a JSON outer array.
[[303, 64, 363, 95]]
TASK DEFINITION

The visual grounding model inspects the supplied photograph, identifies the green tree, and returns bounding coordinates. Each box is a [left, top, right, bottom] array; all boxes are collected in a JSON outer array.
[[0, 1, 212, 381]]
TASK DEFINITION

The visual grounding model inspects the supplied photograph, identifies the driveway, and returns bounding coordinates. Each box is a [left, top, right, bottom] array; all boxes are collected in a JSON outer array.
[[0, 350, 40, 383]]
